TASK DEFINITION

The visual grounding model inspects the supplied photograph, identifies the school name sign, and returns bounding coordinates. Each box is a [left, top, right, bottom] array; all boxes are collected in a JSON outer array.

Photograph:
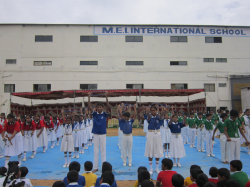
[[94, 26, 249, 36]]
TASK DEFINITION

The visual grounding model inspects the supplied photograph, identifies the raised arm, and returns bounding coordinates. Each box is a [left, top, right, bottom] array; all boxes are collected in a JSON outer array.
[[133, 104, 137, 120], [116, 105, 121, 119], [88, 92, 93, 113], [105, 92, 109, 113]]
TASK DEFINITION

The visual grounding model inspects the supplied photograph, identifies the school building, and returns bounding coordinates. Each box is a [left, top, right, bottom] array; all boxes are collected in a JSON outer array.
[[0, 24, 250, 114]]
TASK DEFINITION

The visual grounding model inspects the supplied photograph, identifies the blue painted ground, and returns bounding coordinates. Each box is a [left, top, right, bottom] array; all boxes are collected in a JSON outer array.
[[1, 136, 250, 181]]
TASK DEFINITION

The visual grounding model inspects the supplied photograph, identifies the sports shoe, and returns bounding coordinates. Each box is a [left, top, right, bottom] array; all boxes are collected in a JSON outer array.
[[22, 158, 26, 162], [18, 163, 21, 167], [177, 163, 181, 167], [193, 145, 196, 148], [51, 146, 54, 149], [0, 155, 4, 158], [190, 145, 193, 148], [202, 150, 205, 152], [168, 155, 171, 158], [72, 155, 76, 158], [43, 150, 46, 153], [34, 151, 37, 155], [207, 154, 210, 157], [248, 152, 250, 155], [128, 163, 132, 167], [211, 154, 215, 157], [63, 164, 67, 168], [164, 154, 168, 158], [156, 169, 160, 174], [198, 149, 201, 152], [149, 169, 153, 175], [173, 163, 177, 167], [56, 143, 59, 146], [76, 155, 79, 159], [30, 155, 35, 159], [123, 162, 126, 166], [66, 164, 69, 167], [82, 151, 84, 154]]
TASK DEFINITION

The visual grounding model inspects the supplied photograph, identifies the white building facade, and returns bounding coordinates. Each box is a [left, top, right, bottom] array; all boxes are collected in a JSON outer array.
[[1, 24, 250, 114]]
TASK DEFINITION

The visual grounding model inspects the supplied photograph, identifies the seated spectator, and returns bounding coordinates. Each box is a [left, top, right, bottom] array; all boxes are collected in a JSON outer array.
[[66, 171, 82, 187], [134, 166, 148, 187], [4, 165, 21, 187], [184, 165, 201, 186], [245, 181, 250, 187], [95, 162, 117, 187], [172, 174, 184, 187], [141, 180, 154, 187], [99, 171, 114, 187], [0, 167, 7, 178], [156, 158, 177, 187], [138, 171, 150, 187], [203, 182, 216, 187], [82, 161, 97, 187], [19, 167, 33, 187], [63, 161, 85, 186], [196, 174, 208, 187], [225, 179, 240, 187], [208, 167, 219, 185], [52, 181, 66, 187], [217, 168, 230, 187], [230, 160, 248, 187], [189, 170, 204, 187]]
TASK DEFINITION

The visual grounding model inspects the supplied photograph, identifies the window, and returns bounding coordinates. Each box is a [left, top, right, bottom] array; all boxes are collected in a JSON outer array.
[[35, 35, 53, 42], [80, 84, 97, 90], [126, 61, 143, 65], [204, 84, 215, 92], [125, 36, 143, 42], [33, 84, 51, 92], [171, 84, 188, 89], [216, 58, 227, 63], [80, 36, 98, 42], [34, 61, 52, 66], [203, 58, 214, 62], [126, 84, 144, 89], [170, 61, 187, 66], [4, 84, 15, 93], [80, 61, 98, 65], [219, 83, 227, 87], [205, 37, 222, 43], [207, 107, 216, 113], [170, 36, 187, 42], [6, 59, 16, 64]]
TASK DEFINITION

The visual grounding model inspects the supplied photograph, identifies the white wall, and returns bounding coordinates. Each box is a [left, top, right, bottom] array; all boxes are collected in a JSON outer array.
[[241, 88, 250, 111], [1, 24, 250, 114]]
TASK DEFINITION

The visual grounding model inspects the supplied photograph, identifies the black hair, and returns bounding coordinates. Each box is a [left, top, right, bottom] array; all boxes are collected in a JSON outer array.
[[172, 115, 178, 118], [3, 164, 20, 187], [161, 158, 173, 170], [96, 103, 104, 107], [190, 165, 201, 172], [44, 116, 50, 120], [245, 109, 249, 113], [122, 112, 131, 118], [67, 170, 78, 183], [217, 168, 230, 180], [66, 116, 72, 121], [7, 113, 15, 119], [198, 112, 203, 116], [84, 161, 93, 171], [225, 179, 240, 187], [100, 171, 114, 186], [209, 167, 218, 178], [52, 181, 66, 187], [53, 117, 57, 121], [196, 174, 208, 187], [137, 166, 147, 173], [20, 115, 25, 119], [190, 112, 194, 115], [0, 167, 7, 176], [230, 160, 242, 171], [102, 162, 112, 173], [35, 114, 40, 118], [230, 110, 239, 117], [172, 174, 184, 187], [69, 161, 80, 172], [203, 182, 216, 187], [138, 170, 150, 184], [190, 169, 203, 180], [220, 113, 228, 119], [48, 113, 52, 116], [226, 110, 229, 113], [150, 106, 157, 111], [1, 113, 5, 116], [26, 114, 32, 118], [20, 167, 28, 178], [141, 180, 154, 187], [206, 114, 212, 117], [9, 181, 25, 187]]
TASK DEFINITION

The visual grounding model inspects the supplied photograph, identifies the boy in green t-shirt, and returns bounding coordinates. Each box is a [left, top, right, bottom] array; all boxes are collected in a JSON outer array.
[[204, 114, 214, 157], [224, 110, 250, 162], [230, 160, 248, 187], [187, 113, 196, 148], [212, 113, 228, 164], [202, 110, 207, 120]]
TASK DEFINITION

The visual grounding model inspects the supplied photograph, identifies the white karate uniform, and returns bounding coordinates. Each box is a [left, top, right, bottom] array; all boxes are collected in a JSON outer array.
[[243, 115, 250, 153], [93, 134, 106, 170], [61, 124, 74, 152], [161, 119, 171, 144], [197, 127, 206, 151], [182, 126, 189, 143], [220, 133, 229, 162], [73, 122, 82, 148], [227, 138, 241, 163], [80, 120, 87, 144]]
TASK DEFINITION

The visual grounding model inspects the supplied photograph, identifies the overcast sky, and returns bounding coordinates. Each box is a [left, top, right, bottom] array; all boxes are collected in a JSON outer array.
[[0, 0, 250, 25]]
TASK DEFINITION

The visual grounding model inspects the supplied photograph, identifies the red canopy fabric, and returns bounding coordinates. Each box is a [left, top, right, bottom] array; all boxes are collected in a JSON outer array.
[[12, 89, 204, 100]]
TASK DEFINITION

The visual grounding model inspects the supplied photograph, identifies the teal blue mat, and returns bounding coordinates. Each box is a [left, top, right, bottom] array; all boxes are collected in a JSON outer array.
[[0, 136, 249, 180]]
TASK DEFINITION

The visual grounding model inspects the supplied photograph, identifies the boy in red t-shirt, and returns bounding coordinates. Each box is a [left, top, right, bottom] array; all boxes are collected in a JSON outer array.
[[156, 158, 177, 187], [188, 169, 204, 187], [208, 167, 219, 185]]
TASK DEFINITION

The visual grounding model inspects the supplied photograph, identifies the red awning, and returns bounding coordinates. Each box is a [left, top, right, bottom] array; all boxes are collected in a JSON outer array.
[[11, 89, 205, 100]]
